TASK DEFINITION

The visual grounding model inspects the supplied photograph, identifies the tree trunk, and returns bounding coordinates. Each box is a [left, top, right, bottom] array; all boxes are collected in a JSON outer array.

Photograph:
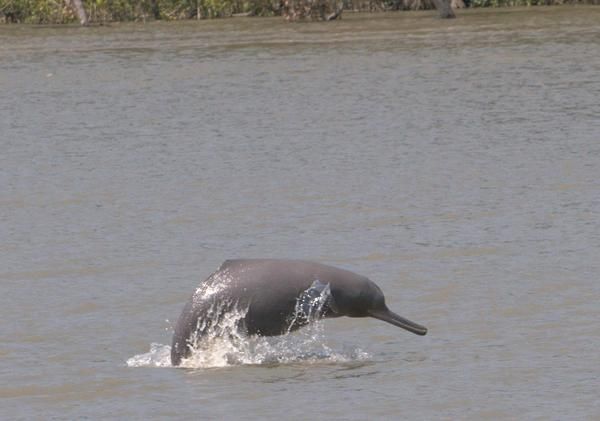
[[67, 0, 89, 25], [325, 2, 343, 20], [430, 0, 455, 18]]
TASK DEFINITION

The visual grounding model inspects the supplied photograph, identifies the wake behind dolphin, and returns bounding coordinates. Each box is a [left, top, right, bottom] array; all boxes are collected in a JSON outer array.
[[171, 259, 427, 366]]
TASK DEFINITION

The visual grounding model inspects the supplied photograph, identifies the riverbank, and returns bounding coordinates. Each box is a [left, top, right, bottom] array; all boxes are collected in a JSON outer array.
[[1, 0, 597, 24]]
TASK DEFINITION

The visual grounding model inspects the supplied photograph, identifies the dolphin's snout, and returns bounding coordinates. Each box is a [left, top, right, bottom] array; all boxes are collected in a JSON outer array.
[[368, 309, 428, 336]]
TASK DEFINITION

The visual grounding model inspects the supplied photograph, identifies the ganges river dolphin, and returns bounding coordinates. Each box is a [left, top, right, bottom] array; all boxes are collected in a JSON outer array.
[[171, 259, 427, 366]]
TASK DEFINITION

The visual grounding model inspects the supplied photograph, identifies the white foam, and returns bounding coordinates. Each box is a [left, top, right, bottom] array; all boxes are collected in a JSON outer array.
[[127, 328, 371, 369], [126, 342, 172, 367]]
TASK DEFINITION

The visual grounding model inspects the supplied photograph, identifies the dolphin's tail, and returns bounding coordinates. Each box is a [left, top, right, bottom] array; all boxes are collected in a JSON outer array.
[[171, 299, 197, 366], [170, 338, 187, 366]]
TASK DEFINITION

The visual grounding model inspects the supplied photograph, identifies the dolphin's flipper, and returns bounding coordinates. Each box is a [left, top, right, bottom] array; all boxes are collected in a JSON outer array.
[[297, 280, 335, 321]]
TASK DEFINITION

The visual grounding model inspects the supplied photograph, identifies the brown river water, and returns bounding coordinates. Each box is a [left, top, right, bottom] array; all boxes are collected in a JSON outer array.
[[1, 6, 599, 419]]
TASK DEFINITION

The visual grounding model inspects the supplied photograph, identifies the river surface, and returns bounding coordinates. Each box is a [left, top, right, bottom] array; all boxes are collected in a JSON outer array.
[[1, 6, 599, 419]]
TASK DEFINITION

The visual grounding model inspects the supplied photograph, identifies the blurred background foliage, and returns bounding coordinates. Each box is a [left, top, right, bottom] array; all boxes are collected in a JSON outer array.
[[0, 0, 597, 23]]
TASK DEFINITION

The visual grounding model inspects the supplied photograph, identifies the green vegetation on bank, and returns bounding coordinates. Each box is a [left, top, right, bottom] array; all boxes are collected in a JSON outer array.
[[0, 0, 597, 23]]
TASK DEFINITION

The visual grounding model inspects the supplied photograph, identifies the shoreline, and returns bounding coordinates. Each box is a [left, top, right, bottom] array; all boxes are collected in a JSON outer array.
[[1, 1, 598, 24]]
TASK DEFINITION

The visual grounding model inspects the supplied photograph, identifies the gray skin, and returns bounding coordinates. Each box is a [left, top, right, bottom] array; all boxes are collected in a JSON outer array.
[[171, 259, 427, 366]]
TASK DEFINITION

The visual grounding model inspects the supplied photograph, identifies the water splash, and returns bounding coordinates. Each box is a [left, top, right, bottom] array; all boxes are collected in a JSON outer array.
[[127, 332, 370, 369], [127, 280, 370, 368], [193, 265, 233, 304], [287, 279, 332, 333], [126, 343, 172, 367]]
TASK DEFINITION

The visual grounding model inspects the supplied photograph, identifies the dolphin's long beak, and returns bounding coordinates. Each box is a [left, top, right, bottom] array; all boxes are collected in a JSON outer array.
[[369, 309, 428, 336]]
